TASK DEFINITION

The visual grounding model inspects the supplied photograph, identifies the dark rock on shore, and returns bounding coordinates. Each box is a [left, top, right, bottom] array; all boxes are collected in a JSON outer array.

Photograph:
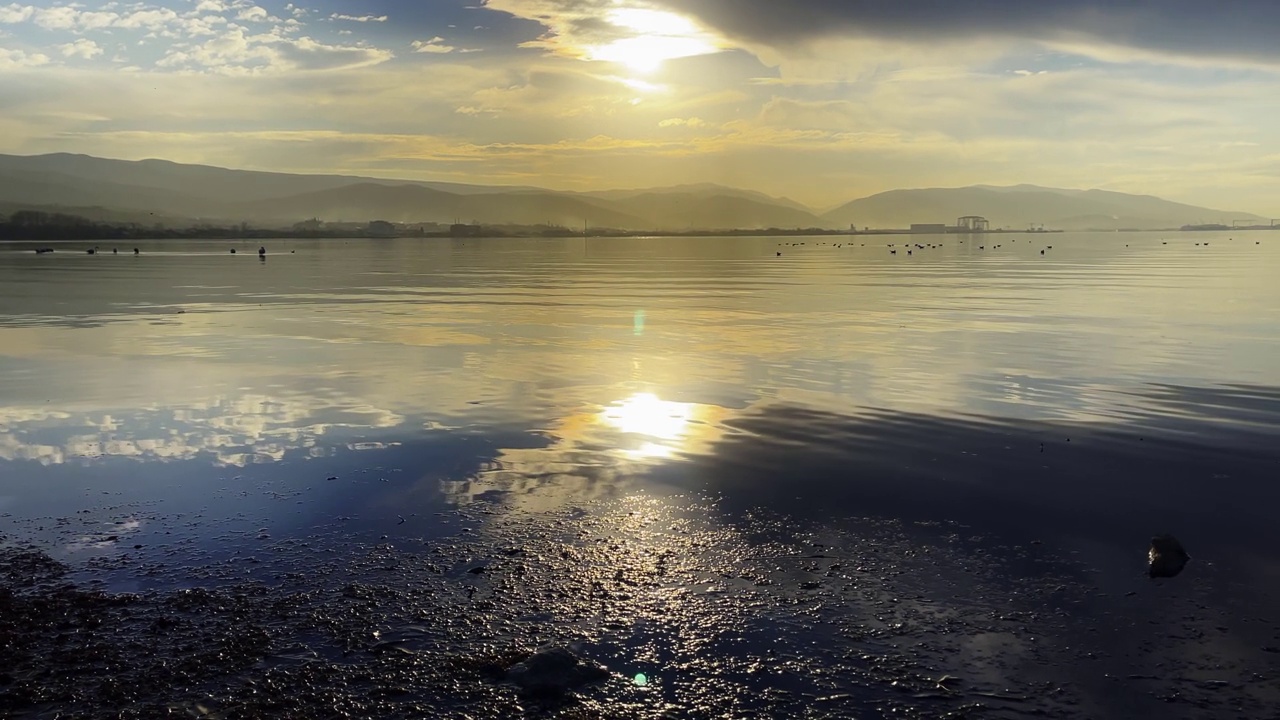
[[504, 645, 610, 696]]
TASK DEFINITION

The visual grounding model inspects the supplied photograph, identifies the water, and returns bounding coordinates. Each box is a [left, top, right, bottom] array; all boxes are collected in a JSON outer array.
[[1, 232, 1279, 717]]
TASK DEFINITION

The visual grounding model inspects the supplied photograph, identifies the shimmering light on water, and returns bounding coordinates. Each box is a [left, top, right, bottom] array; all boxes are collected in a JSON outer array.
[[0, 232, 1277, 485], [3, 233, 1277, 434]]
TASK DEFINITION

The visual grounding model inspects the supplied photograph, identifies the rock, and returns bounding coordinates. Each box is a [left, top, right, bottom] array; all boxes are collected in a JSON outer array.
[[505, 645, 609, 696], [1148, 535, 1190, 578]]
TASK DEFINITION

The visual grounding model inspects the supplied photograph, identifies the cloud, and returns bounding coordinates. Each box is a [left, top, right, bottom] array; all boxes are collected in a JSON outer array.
[[651, 0, 1280, 67], [155, 25, 394, 74], [113, 7, 180, 30], [331, 13, 387, 23], [0, 4, 34, 23], [0, 46, 47, 68], [59, 38, 103, 59], [411, 37, 454, 54], [658, 116, 706, 128], [1, 4, 183, 33], [30, 5, 79, 30], [275, 35, 394, 71], [757, 97, 867, 132], [235, 6, 272, 23]]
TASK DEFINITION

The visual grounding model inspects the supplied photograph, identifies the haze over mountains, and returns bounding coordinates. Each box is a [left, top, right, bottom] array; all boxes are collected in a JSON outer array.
[[0, 154, 1268, 232]]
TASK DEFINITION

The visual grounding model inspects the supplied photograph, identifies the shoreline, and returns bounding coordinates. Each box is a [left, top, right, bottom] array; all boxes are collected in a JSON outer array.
[[6, 494, 1275, 719]]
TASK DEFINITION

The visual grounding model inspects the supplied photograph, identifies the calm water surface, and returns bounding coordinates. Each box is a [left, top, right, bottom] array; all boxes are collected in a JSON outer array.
[[1, 233, 1279, 716]]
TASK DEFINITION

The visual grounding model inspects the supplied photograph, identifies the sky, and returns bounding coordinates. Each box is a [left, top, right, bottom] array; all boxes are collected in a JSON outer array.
[[1, 0, 1279, 213]]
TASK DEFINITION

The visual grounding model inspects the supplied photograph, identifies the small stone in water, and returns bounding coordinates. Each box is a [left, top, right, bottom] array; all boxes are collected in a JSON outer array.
[[1148, 535, 1190, 578]]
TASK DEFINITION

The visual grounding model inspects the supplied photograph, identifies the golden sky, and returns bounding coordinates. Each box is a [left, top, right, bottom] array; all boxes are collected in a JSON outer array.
[[0, 0, 1278, 213]]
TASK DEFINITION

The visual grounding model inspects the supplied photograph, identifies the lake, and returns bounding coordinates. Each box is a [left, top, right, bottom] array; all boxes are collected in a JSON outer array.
[[1, 232, 1278, 718]]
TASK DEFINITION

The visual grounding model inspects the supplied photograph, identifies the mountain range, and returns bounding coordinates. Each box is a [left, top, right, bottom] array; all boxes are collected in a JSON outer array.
[[0, 153, 1268, 232]]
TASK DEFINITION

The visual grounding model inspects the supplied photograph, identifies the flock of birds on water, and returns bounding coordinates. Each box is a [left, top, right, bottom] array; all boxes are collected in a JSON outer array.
[[774, 237, 1261, 257], [32, 245, 282, 256], [23, 238, 1266, 258]]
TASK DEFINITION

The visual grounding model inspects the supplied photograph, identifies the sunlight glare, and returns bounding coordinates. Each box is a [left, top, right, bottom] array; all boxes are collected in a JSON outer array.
[[588, 6, 720, 74], [601, 392, 694, 440]]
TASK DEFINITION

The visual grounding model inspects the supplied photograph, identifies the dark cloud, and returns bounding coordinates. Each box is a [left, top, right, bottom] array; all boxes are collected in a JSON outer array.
[[650, 0, 1280, 63]]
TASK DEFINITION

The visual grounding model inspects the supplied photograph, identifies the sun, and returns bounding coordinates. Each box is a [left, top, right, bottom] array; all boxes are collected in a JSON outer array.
[[587, 7, 721, 74]]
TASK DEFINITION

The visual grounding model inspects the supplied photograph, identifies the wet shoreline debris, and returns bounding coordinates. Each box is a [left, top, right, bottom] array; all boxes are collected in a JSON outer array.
[[0, 503, 1274, 719]]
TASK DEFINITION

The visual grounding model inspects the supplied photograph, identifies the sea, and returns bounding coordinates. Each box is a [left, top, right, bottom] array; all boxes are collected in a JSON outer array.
[[0, 232, 1278, 718]]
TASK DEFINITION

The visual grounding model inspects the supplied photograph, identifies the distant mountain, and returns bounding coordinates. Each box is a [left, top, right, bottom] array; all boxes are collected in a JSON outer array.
[[0, 167, 211, 216], [824, 186, 1265, 231], [0, 153, 551, 205], [0, 153, 821, 229], [0, 153, 1267, 231]]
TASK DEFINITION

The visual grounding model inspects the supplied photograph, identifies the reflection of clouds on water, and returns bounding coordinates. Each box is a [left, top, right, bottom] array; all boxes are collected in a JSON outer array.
[[0, 393, 406, 468], [66, 517, 142, 552]]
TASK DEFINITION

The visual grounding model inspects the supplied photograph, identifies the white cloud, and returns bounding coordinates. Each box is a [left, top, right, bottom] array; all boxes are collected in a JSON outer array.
[[0, 46, 48, 68], [0, 4, 34, 24], [236, 5, 277, 23], [5, 4, 182, 33], [172, 13, 227, 37], [412, 37, 455, 54], [158, 26, 394, 74], [59, 38, 103, 59], [659, 116, 707, 128], [277, 35, 394, 71], [31, 5, 79, 30], [74, 10, 120, 30], [331, 13, 386, 23]]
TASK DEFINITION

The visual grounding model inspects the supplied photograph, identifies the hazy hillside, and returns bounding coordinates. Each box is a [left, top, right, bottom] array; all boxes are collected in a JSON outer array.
[[579, 183, 815, 214], [824, 186, 1265, 230], [0, 201, 197, 226], [0, 154, 1267, 231], [0, 169, 211, 217], [229, 183, 649, 228], [0, 153, 822, 229], [0, 154, 547, 205], [604, 192, 823, 230]]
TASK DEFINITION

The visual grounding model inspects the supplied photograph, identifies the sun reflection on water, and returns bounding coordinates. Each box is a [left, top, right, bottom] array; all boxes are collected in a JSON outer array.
[[601, 393, 693, 439], [600, 392, 700, 459]]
